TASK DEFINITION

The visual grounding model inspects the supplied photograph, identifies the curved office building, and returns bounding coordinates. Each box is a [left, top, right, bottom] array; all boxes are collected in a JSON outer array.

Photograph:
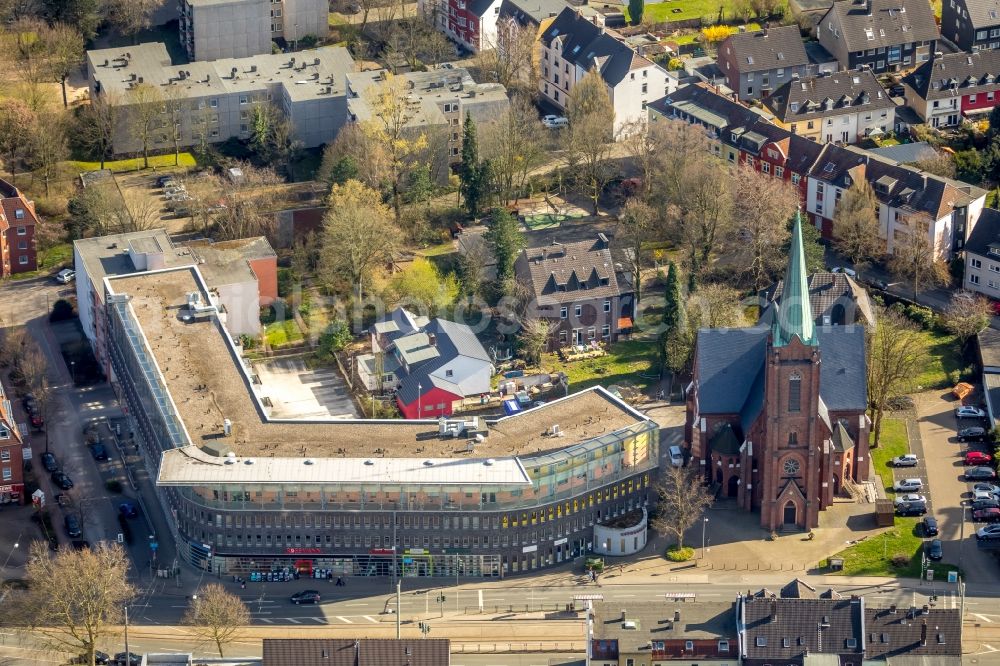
[[104, 265, 659, 578]]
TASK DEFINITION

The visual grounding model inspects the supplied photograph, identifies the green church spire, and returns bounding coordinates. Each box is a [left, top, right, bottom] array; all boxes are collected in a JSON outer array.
[[773, 210, 817, 348]]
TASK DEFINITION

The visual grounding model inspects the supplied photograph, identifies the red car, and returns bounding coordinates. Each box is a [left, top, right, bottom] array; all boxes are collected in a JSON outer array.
[[973, 507, 1000, 523], [965, 451, 993, 465]]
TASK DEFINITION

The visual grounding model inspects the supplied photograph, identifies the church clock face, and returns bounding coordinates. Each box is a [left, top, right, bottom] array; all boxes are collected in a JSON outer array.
[[783, 458, 801, 475]]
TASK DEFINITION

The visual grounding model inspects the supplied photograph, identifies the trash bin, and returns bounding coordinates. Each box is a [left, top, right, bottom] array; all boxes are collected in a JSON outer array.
[[830, 558, 844, 571]]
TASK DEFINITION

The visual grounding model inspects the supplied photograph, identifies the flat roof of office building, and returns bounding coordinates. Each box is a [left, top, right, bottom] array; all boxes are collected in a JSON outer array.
[[109, 266, 647, 460], [87, 42, 355, 102]]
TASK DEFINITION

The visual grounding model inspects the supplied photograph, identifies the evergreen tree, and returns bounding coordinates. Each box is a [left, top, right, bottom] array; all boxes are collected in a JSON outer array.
[[662, 262, 684, 333], [459, 113, 487, 218], [483, 208, 526, 298], [660, 261, 689, 375], [781, 217, 825, 274], [629, 0, 644, 23]]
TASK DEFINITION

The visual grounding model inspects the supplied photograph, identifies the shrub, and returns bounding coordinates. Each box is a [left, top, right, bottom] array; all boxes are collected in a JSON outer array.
[[904, 304, 936, 330], [105, 480, 123, 493], [50, 299, 75, 322], [665, 545, 695, 561], [890, 552, 910, 567], [667, 57, 685, 71], [316, 321, 352, 360], [297, 34, 319, 48], [239, 334, 258, 350]]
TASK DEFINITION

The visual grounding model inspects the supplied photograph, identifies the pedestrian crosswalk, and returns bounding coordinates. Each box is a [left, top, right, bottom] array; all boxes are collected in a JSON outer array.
[[253, 615, 384, 625]]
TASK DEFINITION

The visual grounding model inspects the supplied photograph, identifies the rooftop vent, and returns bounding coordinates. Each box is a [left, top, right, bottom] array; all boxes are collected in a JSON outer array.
[[485, 458, 495, 465], [225, 451, 236, 464], [304, 459, 314, 465], [364, 459, 374, 465], [223, 418, 232, 437], [423, 460, 434, 466]]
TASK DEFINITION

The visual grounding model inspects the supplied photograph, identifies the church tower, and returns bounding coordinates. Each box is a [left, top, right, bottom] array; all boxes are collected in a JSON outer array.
[[760, 212, 824, 531]]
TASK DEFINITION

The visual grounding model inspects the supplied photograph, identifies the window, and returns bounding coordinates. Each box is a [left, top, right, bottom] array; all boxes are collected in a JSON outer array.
[[641, 83, 647, 94], [970, 94, 977, 103], [788, 432, 798, 446], [575, 305, 582, 316], [1, 468, 10, 482], [601, 325, 610, 338], [14, 209, 24, 219], [991, 263, 1000, 273], [971, 273, 981, 284], [0, 450, 8, 461], [16, 226, 25, 235], [18, 256, 27, 265], [603, 300, 611, 312], [791, 173, 800, 185], [17, 240, 26, 250], [788, 372, 801, 412], [685, 640, 694, 650], [560, 307, 568, 319], [719, 640, 730, 652], [587, 327, 596, 340], [762, 161, 770, 174], [775, 166, 784, 178], [972, 258, 983, 268]]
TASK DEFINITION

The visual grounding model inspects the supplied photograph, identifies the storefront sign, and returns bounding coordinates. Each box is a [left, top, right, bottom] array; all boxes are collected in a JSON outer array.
[[405, 548, 426, 555], [369, 548, 395, 555], [553, 537, 568, 546], [522, 544, 538, 553], [0, 485, 13, 493], [285, 548, 321, 555]]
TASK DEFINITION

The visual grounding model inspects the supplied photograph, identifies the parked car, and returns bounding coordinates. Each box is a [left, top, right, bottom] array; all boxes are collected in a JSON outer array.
[[926, 538, 943, 561], [831, 266, 857, 277], [64, 514, 81, 538], [972, 498, 1000, 510], [29, 412, 43, 429], [896, 502, 927, 516], [22, 394, 37, 413], [894, 478, 924, 492], [889, 83, 905, 97], [976, 524, 1000, 540], [894, 493, 927, 506], [290, 590, 321, 604], [956, 406, 987, 419], [965, 451, 993, 465], [40, 452, 58, 472], [891, 454, 919, 467], [55, 268, 76, 284], [958, 426, 987, 442], [541, 115, 569, 129], [51, 470, 73, 490], [119, 502, 138, 518], [973, 508, 1000, 523], [921, 516, 939, 536], [163, 185, 186, 196], [89, 442, 108, 461], [973, 489, 998, 502], [114, 652, 141, 666], [965, 466, 997, 481], [973, 483, 1000, 495], [155, 175, 176, 187]]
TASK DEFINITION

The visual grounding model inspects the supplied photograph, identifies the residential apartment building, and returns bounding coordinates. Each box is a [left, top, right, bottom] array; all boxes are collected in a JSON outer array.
[[179, 0, 328, 61], [648, 83, 986, 256], [963, 208, 1000, 297], [514, 235, 635, 351], [806, 142, 986, 256], [74, 229, 277, 376], [0, 178, 38, 277], [539, 7, 672, 135], [763, 69, 895, 143], [423, 0, 504, 52], [0, 384, 25, 505], [942, 0, 1000, 51], [497, 0, 569, 79], [346, 68, 508, 162], [817, 0, 938, 73], [902, 50, 1000, 126], [717, 25, 810, 101], [263, 639, 451, 666], [86, 43, 355, 154]]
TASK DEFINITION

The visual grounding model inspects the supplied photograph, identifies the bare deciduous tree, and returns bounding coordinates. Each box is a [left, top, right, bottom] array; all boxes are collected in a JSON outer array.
[[518, 318, 552, 364], [731, 165, 799, 290], [564, 68, 615, 215], [126, 82, 164, 169], [0, 99, 39, 182], [7, 18, 50, 111], [888, 216, 949, 298], [943, 291, 993, 345], [76, 92, 123, 170], [832, 178, 883, 274], [213, 165, 283, 241], [27, 109, 68, 197], [867, 306, 924, 445], [478, 19, 538, 93], [673, 154, 733, 280], [105, 0, 163, 44], [687, 283, 748, 329], [616, 198, 654, 302], [43, 22, 84, 108], [182, 583, 250, 658], [481, 94, 545, 204], [651, 465, 713, 549], [14, 542, 136, 666]]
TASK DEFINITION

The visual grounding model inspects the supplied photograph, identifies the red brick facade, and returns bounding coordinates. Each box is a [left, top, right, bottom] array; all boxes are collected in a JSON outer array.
[[0, 179, 38, 277]]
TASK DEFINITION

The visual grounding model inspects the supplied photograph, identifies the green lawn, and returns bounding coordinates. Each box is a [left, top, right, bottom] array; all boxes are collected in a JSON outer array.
[[914, 329, 966, 390], [871, 418, 909, 492], [9, 243, 73, 281], [265, 319, 304, 347], [628, 0, 747, 24], [541, 338, 660, 393], [415, 242, 458, 258], [69, 153, 197, 174]]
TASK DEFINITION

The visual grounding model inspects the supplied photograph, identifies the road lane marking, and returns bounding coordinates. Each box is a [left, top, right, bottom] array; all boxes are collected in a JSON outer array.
[[259, 618, 274, 623], [974, 613, 995, 623], [337, 616, 353, 623], [478, 589, 483, 610], [287, 618, 302, 624], [363, 616, 377, 623]]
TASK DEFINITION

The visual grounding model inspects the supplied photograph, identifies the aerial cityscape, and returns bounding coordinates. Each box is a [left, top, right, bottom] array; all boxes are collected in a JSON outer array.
[[0, 0, 1000, 662]]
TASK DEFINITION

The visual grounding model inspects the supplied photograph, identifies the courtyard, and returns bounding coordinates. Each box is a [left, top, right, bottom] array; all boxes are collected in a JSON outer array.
[[252, 357, 360, 420]]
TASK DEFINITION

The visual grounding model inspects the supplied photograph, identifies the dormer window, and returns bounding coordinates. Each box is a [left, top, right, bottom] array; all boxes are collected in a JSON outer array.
[[790, 102, 799, 112], [865, 27, 875, 40], [14, 209, 24, 219]]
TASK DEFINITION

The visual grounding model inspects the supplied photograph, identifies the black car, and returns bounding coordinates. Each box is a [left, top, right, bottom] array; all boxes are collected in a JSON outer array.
[[290, 590, 321, 604], [973, 498, 1000, 510], [74, 651, 109, 665], [64, 515, 81, 538], [896, 501, 927, 517], [965, 466, 998, 481], [958, 426, 987, 442], [22, 394, 37, 414], [51, 471, 74, 490], [921, 516, 939, 537], [40, 452, 58, 472], [89, 442, 109, 461], [926, 539, 943, 561], [114, 652, 140, 666]]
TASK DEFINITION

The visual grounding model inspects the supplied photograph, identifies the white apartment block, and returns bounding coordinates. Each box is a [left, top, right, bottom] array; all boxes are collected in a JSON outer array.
[[964, 209, 1000, 299], [86, 43, 355, 154], [538, 7, 672, 136], [179, 0, 328, 61]]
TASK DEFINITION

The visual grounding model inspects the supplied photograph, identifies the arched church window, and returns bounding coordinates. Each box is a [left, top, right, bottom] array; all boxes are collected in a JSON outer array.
[[788, 371, 801, 413]]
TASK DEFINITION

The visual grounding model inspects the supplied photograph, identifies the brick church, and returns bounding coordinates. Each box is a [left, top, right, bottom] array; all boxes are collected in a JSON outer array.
[[685, 215, 871, 531]]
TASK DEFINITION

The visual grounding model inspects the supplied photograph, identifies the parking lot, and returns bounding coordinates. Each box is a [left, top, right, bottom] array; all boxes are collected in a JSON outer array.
[[913, 390, 999, 583], [253, 358, 360, 419]]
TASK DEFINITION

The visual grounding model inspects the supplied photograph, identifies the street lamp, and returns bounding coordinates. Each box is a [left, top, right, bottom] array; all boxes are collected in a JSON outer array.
[[1, 536, 21, 577], [69, 361, 76, 386], [701, 517, 709, 559], [417, 383, 422, 417]]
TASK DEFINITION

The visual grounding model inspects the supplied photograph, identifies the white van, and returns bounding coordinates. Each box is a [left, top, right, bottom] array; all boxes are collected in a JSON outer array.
[[669, 445, 684, 467]]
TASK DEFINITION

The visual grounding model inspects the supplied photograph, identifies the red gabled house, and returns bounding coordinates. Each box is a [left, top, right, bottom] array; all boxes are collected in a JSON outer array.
[[0, 178, 38, 277], [0, 383, 25, 505]]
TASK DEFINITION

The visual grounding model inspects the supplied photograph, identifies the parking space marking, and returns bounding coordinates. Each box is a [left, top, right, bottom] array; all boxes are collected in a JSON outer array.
[[974, 613, 995, 623], [363, 616, 378, 623], [336, 616, 353, 623]]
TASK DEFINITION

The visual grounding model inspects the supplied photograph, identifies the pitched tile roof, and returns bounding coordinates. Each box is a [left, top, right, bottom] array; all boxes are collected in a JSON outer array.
[[815, 327, 868, 411], [957, 0, 1000, 29], [764, 69, 894, 122], [740, 596, 864, 661], [515, 236, 623, 305], [964, 207, 1000, 257], [498, 0, 570, 26], [540, 7, 656, 86], [822, 0, 938, 53], [694, 327, 770, 415], [864, 607, 962, 659], [262, 639, 450, 666], [719, 25, 809, 73], [393, 317, 492, 405], [0, 178, 38, 234], [903, 49, 1000, 101], [763, 271, 875, 327]]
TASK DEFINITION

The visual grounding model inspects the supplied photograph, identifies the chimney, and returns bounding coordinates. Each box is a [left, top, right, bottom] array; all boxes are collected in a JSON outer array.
[[428, 333, 437, 347], [770, 600, 777, 622], [866, 0, 872, 14], [674, 610, 681, 622], [920, 619, 928, 646], [621, 608, 627, 620]]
